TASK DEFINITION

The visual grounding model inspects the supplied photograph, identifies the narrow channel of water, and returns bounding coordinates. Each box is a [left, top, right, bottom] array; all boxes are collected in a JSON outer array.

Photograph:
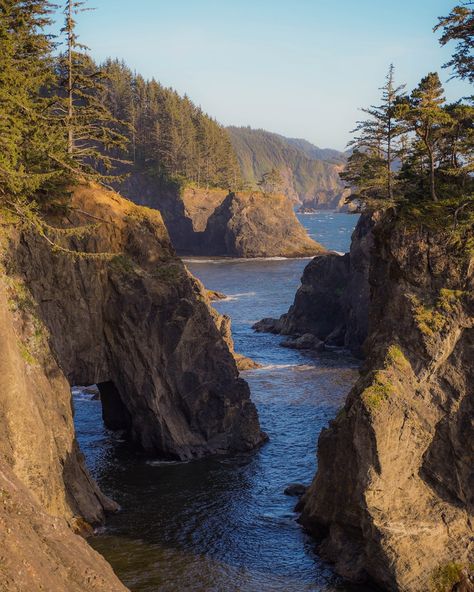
[[74, 212, 368, 592]]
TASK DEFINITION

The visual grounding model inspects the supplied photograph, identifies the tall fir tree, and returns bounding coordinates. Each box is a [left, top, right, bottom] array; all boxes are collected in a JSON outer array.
[[396, 73, 452, 201], [58, 0, 129, 178], [342, 65, 405, 202], [0, 0, 67, 202], [435, 2, 474, 85]]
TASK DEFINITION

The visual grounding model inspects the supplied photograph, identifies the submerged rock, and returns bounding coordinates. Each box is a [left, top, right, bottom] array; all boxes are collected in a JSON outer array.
[[253, 317, 283, 333], [281, 333, 324, 351], [284, 483, 308, 497]]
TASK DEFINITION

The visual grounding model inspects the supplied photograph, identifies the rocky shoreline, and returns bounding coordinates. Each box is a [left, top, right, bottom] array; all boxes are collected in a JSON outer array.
[[114, 173, 325, 258], [253, 212, 375, 357], [0, 183, 266, 590]]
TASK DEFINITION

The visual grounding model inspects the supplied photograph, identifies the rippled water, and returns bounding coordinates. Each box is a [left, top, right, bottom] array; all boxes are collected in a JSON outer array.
[[74, 211, 369, 592]]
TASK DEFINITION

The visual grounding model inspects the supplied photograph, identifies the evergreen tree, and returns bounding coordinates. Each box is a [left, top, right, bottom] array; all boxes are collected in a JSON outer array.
[[257, 168, 283, 195], [340, 149, 387, 203], [58, 0, 128, 178], [440, 101, 474, 181], [345, 65, 405, 200], [396, 73, 452, 201], [100, 60, 241, 189], [435, 2, 474, 85], [0, 0, 67, 202]]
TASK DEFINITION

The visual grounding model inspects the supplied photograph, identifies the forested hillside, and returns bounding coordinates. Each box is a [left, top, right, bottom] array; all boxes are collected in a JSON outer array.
[[227, 126, 349, 210], [101, 60, 241, 189]]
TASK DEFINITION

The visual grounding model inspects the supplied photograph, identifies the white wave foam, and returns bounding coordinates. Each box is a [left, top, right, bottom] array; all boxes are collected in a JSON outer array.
[[256, 363, 316, 371], [183, 256, 314, 263], [223, 292, 257, 301], [257, 363, 295, 370]]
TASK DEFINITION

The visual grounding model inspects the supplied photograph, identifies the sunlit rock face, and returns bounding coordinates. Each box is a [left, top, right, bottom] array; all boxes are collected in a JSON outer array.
[[298, 212, 474, 592], [9, 183, 264, 461], [114, 173, 325, 257]]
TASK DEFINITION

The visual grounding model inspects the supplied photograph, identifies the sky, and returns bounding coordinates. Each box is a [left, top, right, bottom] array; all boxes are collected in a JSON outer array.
[[51, 0, 471, 151]]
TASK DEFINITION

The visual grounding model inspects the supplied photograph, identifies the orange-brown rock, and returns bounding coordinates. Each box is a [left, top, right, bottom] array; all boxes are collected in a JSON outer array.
[[298, 212, 474, 592], [114, 174, 324, 257], [0, 182, 265, 590]]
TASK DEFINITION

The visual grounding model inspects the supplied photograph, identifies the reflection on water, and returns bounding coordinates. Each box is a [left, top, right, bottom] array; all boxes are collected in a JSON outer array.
[[74, 212, 369, 592]]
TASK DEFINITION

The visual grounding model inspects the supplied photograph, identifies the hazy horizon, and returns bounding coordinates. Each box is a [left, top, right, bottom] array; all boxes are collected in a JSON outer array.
[[51, 0, 471, 151]]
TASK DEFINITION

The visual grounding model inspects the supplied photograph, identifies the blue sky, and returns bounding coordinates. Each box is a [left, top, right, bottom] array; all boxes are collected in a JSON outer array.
[[51, 0, 471, 150]]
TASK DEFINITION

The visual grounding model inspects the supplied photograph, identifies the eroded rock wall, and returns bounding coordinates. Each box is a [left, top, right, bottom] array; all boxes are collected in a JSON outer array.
[[0, 278, 116, 525], [298, 213, 474, 592], [8, 184, 264, 460], [0, 460, 128, 592], [254, 212, 373, 356], [114, 173, 324, 257]]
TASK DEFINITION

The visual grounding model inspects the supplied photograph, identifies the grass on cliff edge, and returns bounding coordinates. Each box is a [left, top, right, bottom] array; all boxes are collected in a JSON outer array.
[[409, 289, 468, 338], [432, 562, 474, 592], [396, 196, 474, 255], [361, 345, 411, 411]]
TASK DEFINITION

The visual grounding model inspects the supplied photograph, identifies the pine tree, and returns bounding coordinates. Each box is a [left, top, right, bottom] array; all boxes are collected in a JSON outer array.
[[0, 0, 67, 202], [397, 73, 452, 201], [346, 65, 405, 200], [257, 168, 283, 195], [58, 0, 129, 178], [435, 2, 474, 85], [440, 101, 474, 183]]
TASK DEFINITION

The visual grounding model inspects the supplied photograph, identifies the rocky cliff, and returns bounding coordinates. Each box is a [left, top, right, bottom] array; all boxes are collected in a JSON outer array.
[[254, 213, 373, 356], [0, 182, 265, 589], [8, 183, 264, 459], [202, 191, 324, 257], [115, 173, 324, 257], [298, 209, 474, 592], [227, 126, 350, 211]]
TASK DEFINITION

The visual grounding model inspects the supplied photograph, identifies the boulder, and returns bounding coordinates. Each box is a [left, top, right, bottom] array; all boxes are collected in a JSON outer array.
[[281, 333, 325, 351]]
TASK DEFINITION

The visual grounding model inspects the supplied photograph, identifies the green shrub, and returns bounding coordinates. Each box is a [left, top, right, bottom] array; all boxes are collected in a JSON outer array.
[[362, 371, 395, 410], [431, 562, 465, 592], [386, 344, 410, 370], [409, 295, 447, 336], [438, 288, 466, 313]]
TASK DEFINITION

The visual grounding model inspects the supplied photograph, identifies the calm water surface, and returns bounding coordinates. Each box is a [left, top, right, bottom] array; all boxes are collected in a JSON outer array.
[[74, 212, 367, 592]]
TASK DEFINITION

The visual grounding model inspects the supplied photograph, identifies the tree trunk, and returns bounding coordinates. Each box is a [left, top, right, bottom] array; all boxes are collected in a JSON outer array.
[[67, 1, 74, 155], [427, 144, 437, 202]]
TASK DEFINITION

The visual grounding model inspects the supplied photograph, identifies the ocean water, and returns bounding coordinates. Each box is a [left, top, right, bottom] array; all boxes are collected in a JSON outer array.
[[74, 211, 369, 592], [296, 211, 358, 254]]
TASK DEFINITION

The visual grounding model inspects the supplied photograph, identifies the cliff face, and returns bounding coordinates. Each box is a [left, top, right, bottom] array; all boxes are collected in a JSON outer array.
[[0, 274, 118, 526], [0, 459, 127, 592], [202, 191, 324, 258], [115, 173, 324, 257], [226, 126, 349, 211], [0, 252, 126, 590], [254, 213, 373, 356], [298, 213, 474, 591], [8, 184, 263, 460], [0, 182, 266, 588]]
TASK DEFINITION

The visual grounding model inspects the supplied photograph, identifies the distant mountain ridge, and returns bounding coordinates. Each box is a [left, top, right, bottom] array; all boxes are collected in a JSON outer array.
[[227, 126, 351, 211]]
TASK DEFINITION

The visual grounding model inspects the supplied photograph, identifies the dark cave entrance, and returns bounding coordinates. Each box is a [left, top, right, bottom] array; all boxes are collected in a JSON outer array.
[[72, 381, 131, 433], [97, 381, 132, 432]]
